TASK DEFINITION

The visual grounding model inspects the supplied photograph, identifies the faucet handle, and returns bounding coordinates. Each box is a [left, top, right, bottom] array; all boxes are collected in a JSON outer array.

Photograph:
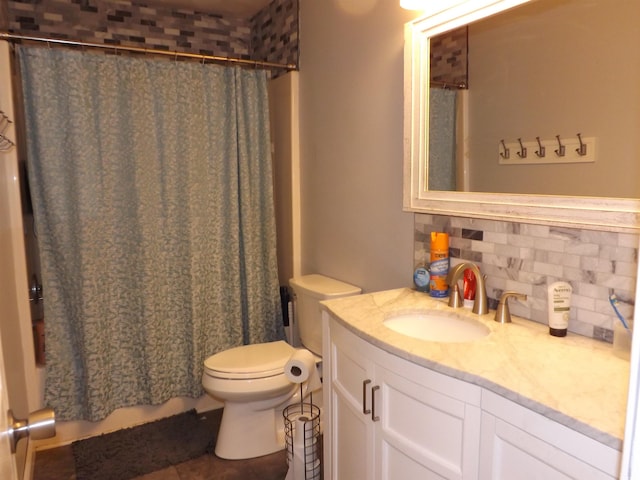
[[448, 284, 463, 308], [494, 291, 528, 323]]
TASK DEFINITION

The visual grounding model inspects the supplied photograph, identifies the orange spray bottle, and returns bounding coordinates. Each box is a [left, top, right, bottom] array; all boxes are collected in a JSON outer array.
[[429, 232, 449, 298]]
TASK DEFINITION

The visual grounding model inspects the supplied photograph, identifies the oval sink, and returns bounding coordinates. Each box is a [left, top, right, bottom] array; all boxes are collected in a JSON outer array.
[[383, 310, 490, 343]]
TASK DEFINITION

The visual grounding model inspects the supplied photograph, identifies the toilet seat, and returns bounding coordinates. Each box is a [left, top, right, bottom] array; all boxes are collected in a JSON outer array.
[[204, 340, 294, 380]]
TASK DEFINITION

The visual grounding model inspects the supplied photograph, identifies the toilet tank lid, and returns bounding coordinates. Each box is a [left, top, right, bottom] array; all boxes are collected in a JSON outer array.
[[289, 274, 361, 299]]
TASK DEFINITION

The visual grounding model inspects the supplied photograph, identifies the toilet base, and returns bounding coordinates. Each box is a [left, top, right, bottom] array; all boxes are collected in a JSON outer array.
[[214, 402, 286, 459]]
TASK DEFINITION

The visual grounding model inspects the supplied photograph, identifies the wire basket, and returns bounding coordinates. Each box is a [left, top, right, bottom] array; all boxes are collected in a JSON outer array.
[[283, 402, 321, 480]]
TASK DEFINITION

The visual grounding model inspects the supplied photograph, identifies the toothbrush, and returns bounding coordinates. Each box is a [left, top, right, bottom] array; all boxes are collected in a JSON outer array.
[[609, 294, 630, 330]]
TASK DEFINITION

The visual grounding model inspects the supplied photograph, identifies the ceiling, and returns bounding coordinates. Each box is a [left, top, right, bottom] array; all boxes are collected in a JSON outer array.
[[144, 0, 273, 17]]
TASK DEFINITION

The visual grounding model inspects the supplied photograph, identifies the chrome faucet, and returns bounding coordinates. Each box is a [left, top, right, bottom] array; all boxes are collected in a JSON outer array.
[[446, 262, 488, 315], [494, 291, 528, 323]]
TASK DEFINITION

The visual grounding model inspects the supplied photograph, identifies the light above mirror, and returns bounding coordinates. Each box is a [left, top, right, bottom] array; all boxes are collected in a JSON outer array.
[[400, 0, 427, 10], [403, 0, 640, 232]]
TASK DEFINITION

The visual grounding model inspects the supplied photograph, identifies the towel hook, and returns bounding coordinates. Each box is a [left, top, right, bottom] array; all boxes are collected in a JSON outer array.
[[0, 111, 16, 153], [535, 136, 545, 158], [499, 139, 510, 160], [0, 112, 10, 135], [516, 138, 527, 159], [575, 133, 587, 156], [554, 135, 565, 157]]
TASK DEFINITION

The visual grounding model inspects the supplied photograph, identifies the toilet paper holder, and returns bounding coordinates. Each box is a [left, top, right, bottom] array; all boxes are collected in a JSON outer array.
[[283, 401, 321, 480]]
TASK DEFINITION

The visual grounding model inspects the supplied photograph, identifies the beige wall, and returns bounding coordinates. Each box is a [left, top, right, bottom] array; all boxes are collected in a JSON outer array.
[[269, 72, 300, 285], [468, 0, 640, 197], [298, 1, 417, 293]]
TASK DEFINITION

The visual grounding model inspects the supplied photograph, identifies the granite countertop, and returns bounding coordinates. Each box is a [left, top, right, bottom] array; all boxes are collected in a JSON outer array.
[[321, 288, 630, 450]]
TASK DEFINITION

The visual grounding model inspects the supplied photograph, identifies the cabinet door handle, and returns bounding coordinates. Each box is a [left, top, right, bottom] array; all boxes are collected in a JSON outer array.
[[362, 379, 372, 414], [371, 385, 380, 422]]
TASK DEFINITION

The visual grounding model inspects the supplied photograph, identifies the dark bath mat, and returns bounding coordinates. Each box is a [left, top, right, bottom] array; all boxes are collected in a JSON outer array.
[[72, 408, 220, 480]]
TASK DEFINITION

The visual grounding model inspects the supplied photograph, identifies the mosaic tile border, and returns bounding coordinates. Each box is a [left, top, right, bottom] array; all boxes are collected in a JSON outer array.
[[430, 26, 467, 87], [6, 0, 298, 74], [251, 0, 298, 72]]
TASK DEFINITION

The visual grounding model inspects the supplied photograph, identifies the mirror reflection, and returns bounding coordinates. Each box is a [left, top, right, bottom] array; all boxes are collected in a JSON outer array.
[[428, 0, 640, 198]]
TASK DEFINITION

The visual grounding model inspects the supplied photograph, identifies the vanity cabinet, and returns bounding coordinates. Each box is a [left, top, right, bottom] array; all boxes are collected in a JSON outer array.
[[479, 391, 620, 479], [323, 312, 622, 480], [323, 315, 482, 479]]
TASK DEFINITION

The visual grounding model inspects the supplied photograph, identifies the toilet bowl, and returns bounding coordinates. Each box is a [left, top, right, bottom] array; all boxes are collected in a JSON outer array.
[[202, 274, 361, 460], [203, 341, 304, 459]]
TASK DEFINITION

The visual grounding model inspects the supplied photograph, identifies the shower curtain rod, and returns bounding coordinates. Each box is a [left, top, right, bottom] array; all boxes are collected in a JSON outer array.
[[430, 80, 467, 89], [0, 32, 297, 70]]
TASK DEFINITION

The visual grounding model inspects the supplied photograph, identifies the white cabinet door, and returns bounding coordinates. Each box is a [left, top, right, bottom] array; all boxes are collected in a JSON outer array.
[[479, 391, 620, 480], [375, 362, 481, 480], [326, 315, 376, 479], [324, 315, 482, 480]]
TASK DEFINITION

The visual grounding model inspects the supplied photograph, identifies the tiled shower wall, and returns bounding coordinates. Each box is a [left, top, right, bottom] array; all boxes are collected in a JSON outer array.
[[4, 0, 298, 73], [251, 0, 298, 70], [430, 26, 467, 87], [415, 213, 638, 342]]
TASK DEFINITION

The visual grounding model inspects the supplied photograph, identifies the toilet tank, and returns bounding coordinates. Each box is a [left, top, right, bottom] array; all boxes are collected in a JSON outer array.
[[289, 274, 361, 356]]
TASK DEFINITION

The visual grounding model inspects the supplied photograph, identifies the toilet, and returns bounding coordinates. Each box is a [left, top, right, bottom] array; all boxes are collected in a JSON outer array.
[[202, 274, 361, 459]]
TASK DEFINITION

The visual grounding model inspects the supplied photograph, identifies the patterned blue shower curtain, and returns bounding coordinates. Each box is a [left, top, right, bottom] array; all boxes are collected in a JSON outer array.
[[429, 88, 457, 191], [18, 45, 285, 421]]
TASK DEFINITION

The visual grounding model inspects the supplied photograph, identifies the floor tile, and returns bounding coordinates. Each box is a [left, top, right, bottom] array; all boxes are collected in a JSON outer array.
[[33, 408, 297, 480], [132, 465, 181, 480], [34, 444, 290, 480], [33, 445, 76, 480], [174, 451, 288, 480], [246, 451, 289, 480]]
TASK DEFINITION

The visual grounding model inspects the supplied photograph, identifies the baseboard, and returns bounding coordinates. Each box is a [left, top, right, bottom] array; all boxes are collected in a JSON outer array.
[[31, 395, 222, 449]]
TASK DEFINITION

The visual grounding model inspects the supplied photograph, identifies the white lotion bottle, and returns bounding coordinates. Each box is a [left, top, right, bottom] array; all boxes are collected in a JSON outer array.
[[547, 281, 572, 337]]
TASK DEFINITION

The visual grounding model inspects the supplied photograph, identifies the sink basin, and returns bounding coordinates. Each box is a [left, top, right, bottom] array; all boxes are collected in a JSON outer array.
[[383, 310, 490, 343]]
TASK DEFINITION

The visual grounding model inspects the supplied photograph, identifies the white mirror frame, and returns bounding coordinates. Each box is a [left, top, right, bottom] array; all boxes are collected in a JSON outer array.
[[403, 0, 640, 233]]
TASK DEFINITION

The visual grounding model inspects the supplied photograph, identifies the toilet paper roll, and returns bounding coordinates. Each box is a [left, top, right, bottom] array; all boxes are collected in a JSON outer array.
[[291, 416, 319, 480], [285, 349, 322, 393], [294, 416, 316, 449]]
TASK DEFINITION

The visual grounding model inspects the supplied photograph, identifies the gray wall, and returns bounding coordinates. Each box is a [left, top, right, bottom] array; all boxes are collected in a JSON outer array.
[[467, 0, 640, 198], [298, 1, 417, 293]]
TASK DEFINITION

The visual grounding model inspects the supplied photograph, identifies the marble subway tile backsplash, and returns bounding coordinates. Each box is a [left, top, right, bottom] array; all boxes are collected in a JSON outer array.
[[415, 214, 638, 341]]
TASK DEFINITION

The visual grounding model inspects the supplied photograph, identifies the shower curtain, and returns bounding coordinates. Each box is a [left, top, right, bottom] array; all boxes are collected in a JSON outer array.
[[428, 88, 457, 191], [18, 45, 285, 421]]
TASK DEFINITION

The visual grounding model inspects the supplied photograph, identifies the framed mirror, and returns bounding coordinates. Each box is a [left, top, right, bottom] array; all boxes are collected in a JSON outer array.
[[403, 0, 640, 232]]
